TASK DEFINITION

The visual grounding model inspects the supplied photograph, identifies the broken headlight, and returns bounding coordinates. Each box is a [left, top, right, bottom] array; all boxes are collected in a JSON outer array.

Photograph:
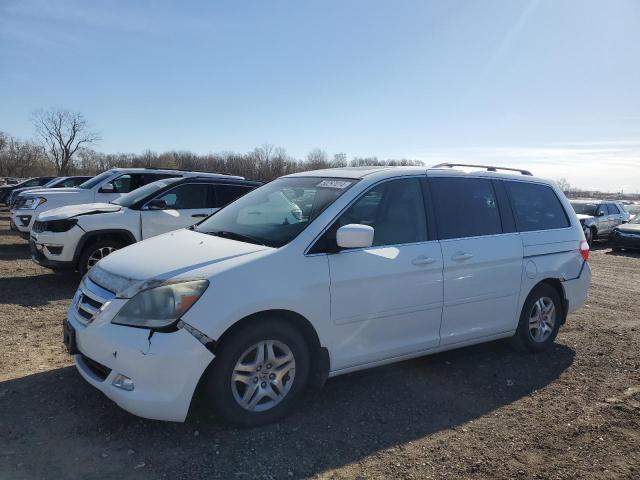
[[111, 280, 209, 329]]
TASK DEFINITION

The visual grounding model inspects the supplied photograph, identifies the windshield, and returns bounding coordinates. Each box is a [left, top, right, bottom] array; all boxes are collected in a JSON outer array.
[[194, 177, 357, 247], [571, 202, 598, 216], [625, 205, 640, 215], [43, 178, 62, 188], [78, 171, 113, 189], [112, 178, 181, 207]]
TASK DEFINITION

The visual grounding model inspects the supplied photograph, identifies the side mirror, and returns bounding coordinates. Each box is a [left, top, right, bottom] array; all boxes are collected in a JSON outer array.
[[597, 210, 605, 217], [336, 224, 374, 249], [100, 183, 115, 193], [146, 199, 167, 210]]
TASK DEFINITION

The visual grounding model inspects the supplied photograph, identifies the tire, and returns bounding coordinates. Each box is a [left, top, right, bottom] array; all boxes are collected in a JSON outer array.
[[77, 239, 122, 276], [584, 227, 594, 247], [510, 283, 562, 353], [203, 318, 310, 427]]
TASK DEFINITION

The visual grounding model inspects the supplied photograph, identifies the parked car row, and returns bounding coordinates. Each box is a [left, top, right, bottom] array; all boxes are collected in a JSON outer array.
[[568, 199, 640, 251], [35, 164, 590, 427]]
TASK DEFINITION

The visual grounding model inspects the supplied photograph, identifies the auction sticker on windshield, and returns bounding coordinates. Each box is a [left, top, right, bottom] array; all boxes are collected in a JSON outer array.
[[316, 180, 352, 189]]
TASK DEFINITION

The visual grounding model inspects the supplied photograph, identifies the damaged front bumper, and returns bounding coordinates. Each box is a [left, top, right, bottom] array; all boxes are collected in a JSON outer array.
[[67, 279, 215, 422]]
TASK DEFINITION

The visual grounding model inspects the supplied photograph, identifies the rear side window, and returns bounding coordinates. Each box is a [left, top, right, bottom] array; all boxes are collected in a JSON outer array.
[[430, 177, 502, 239], [214, 184, 252, 207], [505, 181, 569, 231]]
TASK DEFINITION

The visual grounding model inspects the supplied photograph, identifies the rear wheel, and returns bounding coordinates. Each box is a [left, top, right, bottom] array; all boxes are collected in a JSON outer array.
[[204, 318, 310, 427], [510, 283, 562, 353], [78, 240, 122, 276]]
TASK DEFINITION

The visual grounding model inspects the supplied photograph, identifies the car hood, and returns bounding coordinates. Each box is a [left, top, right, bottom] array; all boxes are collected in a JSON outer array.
[[38, 203, 122, 221], [21, 187, 84, 197], [89, 229, 272, 295], [576, 214, 594, 221], [616, 223, 640, 234]]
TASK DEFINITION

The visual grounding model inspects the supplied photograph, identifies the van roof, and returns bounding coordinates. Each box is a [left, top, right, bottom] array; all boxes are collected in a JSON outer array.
[[285, 164, 553, 184]]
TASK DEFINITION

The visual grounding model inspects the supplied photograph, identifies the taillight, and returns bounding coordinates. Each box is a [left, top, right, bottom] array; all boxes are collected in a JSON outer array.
[[579, 240, 589, 262]]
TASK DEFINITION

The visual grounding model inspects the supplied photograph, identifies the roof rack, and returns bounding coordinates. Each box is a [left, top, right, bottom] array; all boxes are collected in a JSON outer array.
[[144, 167, 237, 176], [431, 163, 533, 176]]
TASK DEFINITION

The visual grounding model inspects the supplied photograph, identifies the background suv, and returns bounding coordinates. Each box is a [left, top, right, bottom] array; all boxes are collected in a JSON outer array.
[[31, 175, 261, 274], [8, 176, 91, 209], [10, 168, 242, 237], [0, 176, 55, 205], [570, 200, 630, 244]]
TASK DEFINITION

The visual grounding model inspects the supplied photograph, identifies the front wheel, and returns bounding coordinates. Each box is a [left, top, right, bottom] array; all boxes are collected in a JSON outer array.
[[203, 318, 310, 427], [510, 284, 562, 353], [78, 240, 122, 276]]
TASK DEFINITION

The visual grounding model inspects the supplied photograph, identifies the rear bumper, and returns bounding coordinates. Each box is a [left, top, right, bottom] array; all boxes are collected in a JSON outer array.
[[563, 262, 591, 314]]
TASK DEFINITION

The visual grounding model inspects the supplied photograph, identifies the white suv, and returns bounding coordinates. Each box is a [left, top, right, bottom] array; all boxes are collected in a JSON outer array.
[[30, 176, 261, 275], [64, 165, 591, 426], [11, 168, 241, 237]]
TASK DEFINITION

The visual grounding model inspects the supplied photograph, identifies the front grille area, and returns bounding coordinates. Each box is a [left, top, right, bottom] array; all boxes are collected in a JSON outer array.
[[80, 354, 111, 381], [74, 277, 116, 325]]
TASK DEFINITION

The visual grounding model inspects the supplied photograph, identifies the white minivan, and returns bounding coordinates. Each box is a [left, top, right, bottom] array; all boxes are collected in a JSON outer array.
[[65, 165, 591, 426]]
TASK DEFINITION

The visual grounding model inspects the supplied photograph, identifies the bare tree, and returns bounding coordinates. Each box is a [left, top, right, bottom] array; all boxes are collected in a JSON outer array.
[[556, 177, 571, 193], [32, 109, 101, 175]]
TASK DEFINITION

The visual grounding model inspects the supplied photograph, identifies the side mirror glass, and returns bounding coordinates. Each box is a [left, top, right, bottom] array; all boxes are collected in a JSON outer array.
[[100, 183, 115, 193], [336, 224, 374, 249], [146, 199, 167, 210]]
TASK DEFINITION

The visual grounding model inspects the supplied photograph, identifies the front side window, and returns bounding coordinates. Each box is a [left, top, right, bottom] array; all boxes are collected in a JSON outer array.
[[608, 203, 620, 214], [505, 181, 570, 232], [431, 177, 502, 239], [195, 177, 357, 247], [596, 204, 608, 216], [154, 183, 208, 209], [334, 178, 427, 246]]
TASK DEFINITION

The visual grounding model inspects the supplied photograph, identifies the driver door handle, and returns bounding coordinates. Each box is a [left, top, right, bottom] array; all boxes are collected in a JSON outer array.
[[451, 252, 474, 261], [412, 256, 436, 266]]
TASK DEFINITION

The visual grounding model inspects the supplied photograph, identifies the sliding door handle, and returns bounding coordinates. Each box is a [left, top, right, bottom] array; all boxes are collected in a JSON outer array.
[[451, 252, 473, 261], [412, 256, 436, 266]]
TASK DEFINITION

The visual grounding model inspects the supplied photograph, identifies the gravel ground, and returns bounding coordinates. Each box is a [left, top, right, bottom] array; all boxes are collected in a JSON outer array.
[[0, 209, 638, 480]]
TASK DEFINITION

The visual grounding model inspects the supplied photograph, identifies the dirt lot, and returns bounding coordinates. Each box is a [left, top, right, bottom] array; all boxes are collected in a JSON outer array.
[[0, 209, 638, 480]]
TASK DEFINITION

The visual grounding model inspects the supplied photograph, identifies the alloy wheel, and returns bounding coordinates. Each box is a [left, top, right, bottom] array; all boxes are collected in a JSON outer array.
[[528, 296, 556, 343], [86, 246, 116, 270], [231, 340, 296, 412]]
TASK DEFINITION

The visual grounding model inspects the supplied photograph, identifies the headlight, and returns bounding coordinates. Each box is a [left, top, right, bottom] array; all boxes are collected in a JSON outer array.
[[40, 218, 78, 233], [111, 280, 209, 329], [22, 196, 47, 210]]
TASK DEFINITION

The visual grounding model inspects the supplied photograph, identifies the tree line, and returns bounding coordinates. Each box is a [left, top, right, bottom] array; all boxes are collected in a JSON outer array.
[[1, 108, 424, 182]]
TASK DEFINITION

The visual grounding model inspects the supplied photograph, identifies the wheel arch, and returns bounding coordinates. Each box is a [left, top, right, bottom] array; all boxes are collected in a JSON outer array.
[[212, 309, 330, 390], [533, 277, 568, 324], [74, 229, 137, 267]]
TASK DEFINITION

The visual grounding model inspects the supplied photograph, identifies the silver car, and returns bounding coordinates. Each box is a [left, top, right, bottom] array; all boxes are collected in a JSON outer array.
[[570, 200, 630, 244]]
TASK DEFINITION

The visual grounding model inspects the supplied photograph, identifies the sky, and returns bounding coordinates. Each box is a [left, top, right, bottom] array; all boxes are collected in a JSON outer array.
[[1, 0, 639, 192]]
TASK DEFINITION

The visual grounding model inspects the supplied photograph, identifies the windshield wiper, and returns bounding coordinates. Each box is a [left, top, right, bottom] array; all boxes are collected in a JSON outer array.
[[207, 230, 268, 246]]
